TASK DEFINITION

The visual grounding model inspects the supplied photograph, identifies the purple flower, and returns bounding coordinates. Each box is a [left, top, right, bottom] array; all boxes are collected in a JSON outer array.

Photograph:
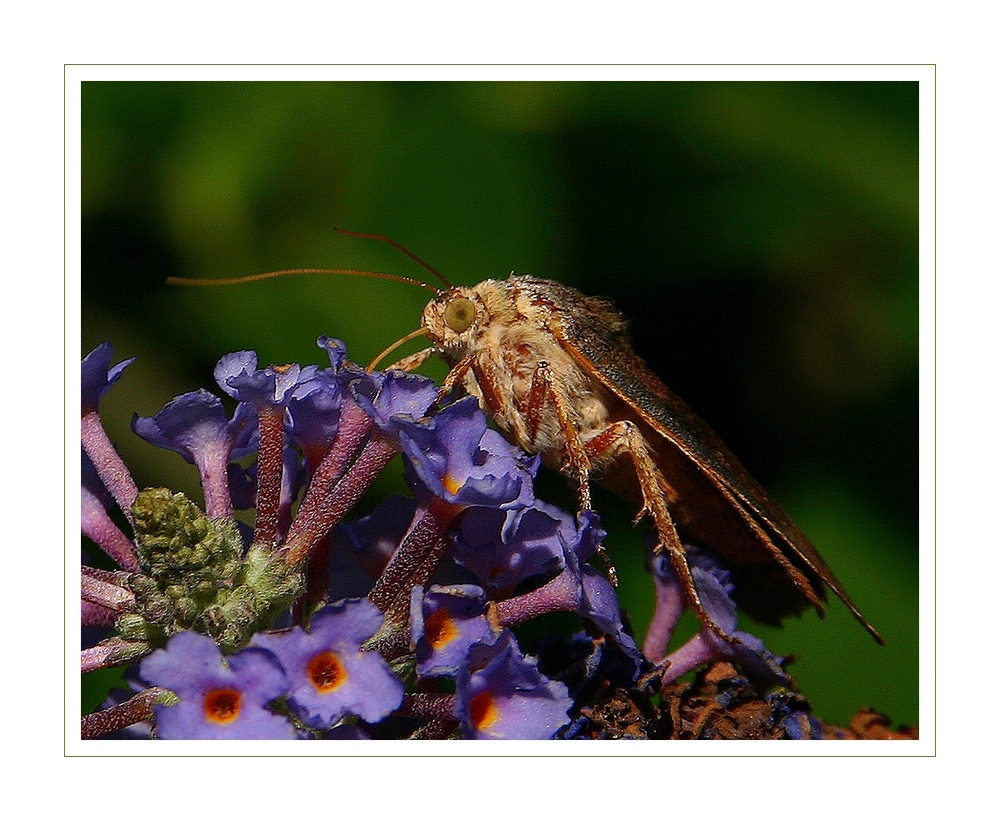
[[138, 631, 294, 739], [347, 368, 439, 438], [82, 342, 134, 415], [450, 503, 570, 596], [410, 585, 502, 677], [132, 389, 257, 461], [316, 336, 351, 372], [81, 345, 140, 533], [286, 371, 345, 465], [251, 599, 403, 729], [214, 351, 318, 408], [651, 547, 788, 684], [399, 397, 538, 509], [131, 390, 257, 519], [455, 632, 573, 740], [211, 352, 320, 549], [484, 509, 643, 676]]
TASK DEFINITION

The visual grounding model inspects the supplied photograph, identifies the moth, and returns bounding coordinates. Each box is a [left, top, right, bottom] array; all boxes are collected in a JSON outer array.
[[171, 230, 884, 645]]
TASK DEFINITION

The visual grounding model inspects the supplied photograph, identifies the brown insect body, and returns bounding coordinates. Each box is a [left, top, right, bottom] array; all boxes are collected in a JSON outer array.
[[397, 274, 883, 644]]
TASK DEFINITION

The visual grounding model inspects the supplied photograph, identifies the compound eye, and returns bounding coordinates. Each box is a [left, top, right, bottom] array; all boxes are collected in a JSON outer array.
[[444, 297, 477, 332]]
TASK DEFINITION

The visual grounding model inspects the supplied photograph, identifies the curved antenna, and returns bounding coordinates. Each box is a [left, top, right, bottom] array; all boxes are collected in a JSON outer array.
[[334, 227, 453, 289], [167, 267, 440, 294]]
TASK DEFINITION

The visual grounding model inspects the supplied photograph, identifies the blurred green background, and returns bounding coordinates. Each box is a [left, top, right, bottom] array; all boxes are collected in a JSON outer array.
[[80, 80, 919, 729]]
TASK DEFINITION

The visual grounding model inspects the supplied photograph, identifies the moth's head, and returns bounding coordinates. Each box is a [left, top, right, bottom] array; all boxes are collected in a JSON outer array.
[[421, 284, 490, 352]]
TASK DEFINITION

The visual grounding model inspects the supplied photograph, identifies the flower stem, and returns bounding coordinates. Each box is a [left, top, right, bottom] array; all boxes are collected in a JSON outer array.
[[368, 498, 459, 614], [282, 420, 396, 566], [81, 488, 140, 571], [81, 411, 138, 527], [81, 687, 173, 739], [495, 565, 582, 627], [251, 406, 286, 549], [81, 573, 136, 612], [81, 638, 150, 673]]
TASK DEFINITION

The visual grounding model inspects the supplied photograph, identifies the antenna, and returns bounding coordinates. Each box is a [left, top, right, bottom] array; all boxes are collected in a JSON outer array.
[[333, 227, 453, 288], [167, 267, 440, 293]]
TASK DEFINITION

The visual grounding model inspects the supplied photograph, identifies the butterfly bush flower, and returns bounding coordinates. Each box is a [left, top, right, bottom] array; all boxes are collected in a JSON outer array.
[[214, 353, 318, 549], [450, 503, 570, 598], [251, 600, 403, 729], [647, 546, 787, 685], [81, 344, 138, 531], [132, 390, 257, 520], [410, 584, 503, 677], [364, 395, 539, 625], [80, 336, 811, 741], [139, 631, 295, 739], [286, 370, 346, 469], [398, 396, 538, 510], [455, 632, 573, 740]]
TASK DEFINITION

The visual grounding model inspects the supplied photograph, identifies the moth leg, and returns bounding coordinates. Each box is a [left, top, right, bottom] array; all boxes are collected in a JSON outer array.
[[584, 421, 733, 644], [430, 353, 479, 408], [516, 361, 629, 583], [385, 346, 438, 373], [439, 352, 475, 395], [386, 347, 476, 409], [525, 360, 594, 510]]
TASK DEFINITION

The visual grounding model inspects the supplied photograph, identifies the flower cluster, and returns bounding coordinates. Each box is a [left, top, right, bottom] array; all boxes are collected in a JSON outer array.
[[81, 338, 792, 740]]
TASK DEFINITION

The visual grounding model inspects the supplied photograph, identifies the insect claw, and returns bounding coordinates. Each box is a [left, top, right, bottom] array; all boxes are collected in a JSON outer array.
[[632, 505, 653, 527], [636, 660, 667, 695], [595, 541, 619, 587]]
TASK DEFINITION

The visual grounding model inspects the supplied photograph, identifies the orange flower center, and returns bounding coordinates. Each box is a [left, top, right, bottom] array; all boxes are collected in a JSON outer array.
[[203, 688, 243, 724], [424, 609, 458, 649], [470, 691, 500, 730], [307, 651, 347, 693]]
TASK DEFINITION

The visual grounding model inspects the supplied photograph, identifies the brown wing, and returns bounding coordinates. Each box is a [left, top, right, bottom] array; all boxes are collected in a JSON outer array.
[[520, 276, 883, 642]]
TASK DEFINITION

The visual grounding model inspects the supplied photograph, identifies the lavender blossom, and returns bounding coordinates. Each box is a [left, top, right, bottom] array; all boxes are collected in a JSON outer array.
[[80, 336, 840, 742], [649, 547, 788, 685], [139, 631, 295, 739], [455, 632, 573, 740], [251, 600, 403, 728], [132, 390, 256, 520]]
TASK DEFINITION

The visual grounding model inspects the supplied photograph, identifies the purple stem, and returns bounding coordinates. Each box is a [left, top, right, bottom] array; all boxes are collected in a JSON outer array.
[[82, 601, 118, 627], [81, 573, 136, 612], [81, 568, 130, 624], [81, 687, 171, 739], [643, 569, 687, 662], [368, 498, 459, 615], [194, 439, 234, 522], [81, 412, 138, 526], [81, 486, 140, 572], [642, 547, 694, 664], [251, 406, 286, 549], [282, 409, 395, 566], [658, 633, 717, 685], [495, 565, 583, 627]]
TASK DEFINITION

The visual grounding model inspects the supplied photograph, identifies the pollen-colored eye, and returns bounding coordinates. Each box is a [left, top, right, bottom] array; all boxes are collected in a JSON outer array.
[[444, 297, 477, 332]]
